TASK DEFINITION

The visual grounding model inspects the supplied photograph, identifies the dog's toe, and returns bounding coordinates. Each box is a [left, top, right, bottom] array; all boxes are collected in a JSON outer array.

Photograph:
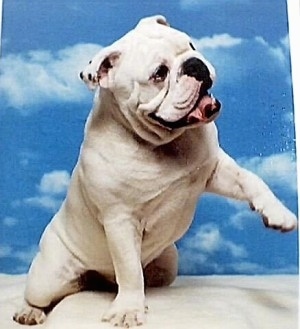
[[261, 204, 297, 232], [102, 302, 146, 328], [13, 304, 46, 325], [103, 310, 145, 328]]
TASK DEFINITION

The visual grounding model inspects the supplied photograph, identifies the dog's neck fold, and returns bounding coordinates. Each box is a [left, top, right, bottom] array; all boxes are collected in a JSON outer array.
[[94, 85, 187, 146]]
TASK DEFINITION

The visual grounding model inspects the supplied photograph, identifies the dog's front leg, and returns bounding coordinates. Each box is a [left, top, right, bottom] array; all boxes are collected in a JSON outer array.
[[101, 212, 145, 328], [205, 149, 297, 232]]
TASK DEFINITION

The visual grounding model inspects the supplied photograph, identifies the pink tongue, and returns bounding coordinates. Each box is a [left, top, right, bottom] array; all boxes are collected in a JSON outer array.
[[187, 95, 220, 123]]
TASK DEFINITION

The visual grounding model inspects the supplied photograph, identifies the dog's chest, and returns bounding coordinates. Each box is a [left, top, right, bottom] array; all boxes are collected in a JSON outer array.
[[82, 134, 215, 237]]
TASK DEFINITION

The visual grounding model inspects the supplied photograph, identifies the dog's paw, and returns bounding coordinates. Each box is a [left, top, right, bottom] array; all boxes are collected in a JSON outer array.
[[13, 303, 46, 325], [250, 196, 297, 232], [102, 309, 145, 328], [102, 296, 146, 327]]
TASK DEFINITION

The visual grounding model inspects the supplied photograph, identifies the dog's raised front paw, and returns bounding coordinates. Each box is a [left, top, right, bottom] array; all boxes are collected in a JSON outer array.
[[250, 196, 298, 232], [13, 303, 46, 325], [102, 296, 146, 327]]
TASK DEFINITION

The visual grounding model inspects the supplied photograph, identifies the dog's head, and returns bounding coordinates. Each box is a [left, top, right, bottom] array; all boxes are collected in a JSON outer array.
[[80, 15, 221, 144]]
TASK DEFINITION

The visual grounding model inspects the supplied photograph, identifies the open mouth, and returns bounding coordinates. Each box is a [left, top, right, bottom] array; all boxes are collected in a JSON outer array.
[[149, 83, 221, 129]]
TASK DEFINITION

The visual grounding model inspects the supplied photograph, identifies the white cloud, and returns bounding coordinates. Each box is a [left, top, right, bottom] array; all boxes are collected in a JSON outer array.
[[228, 206, 257, 230], [0, 243, 37, 271], [223, 240, 247, 258], [238, 152, 297, 192], [182, 223, 247, 257], [179, 225, 297, 274], [179, 248, 225, 274], [181, 0, 249, 7], [179, 222, 248, 273], [185, 223, 222, 253], [193, 34, 243, 50], [2, 216, 18, 227], [230, 261, 298, 274], [0, 43, 102, 110], [23, 170, 71, 213], [280, 35, 290, 51], [252, 34, 291, 85], [254, 36, 289, 66], [14, 245, 38, 264], [38, 170, 70, 195], [191, 32, 291, 89], [18, 150, 39, 167], [24, 195, 64, 213], [0, 245, 12, 258]]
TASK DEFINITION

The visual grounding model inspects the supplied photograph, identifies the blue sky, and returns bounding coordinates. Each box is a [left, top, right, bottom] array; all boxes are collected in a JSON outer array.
[[0, 0, 298, 275]]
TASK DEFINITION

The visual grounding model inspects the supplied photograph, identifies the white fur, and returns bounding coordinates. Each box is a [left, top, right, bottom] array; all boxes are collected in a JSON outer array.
[[14, 15, 297, 328]]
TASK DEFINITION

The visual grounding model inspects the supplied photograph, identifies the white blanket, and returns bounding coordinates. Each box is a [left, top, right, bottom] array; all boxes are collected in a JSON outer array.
[[1, 274, 298, 329]]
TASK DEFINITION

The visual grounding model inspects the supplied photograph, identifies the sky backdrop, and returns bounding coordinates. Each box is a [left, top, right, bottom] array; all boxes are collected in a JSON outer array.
[[0, 0, 298, 275]]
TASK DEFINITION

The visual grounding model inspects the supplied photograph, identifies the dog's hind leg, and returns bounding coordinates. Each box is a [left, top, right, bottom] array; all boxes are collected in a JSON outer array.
[[13, 228, 84, 325], [144, 244, 178, 287]]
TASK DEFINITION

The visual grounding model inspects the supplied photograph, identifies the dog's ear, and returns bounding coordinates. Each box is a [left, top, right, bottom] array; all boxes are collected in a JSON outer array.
[[79, 50, 121, 90], [96, 51, 121, 89]]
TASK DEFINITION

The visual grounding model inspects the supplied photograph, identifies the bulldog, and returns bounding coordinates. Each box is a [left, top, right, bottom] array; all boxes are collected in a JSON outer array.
[[14, 15, 297, 328]]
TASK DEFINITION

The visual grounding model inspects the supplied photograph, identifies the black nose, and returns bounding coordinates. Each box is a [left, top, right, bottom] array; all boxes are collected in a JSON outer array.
[[181, 57, 212, 89]]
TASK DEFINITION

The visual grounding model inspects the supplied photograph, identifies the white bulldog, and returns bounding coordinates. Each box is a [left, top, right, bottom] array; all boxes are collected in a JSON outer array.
[[14, 15, 297, 328]]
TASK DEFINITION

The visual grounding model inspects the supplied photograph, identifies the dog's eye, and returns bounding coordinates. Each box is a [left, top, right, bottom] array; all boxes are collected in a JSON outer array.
[[151, 65, 169, 83]]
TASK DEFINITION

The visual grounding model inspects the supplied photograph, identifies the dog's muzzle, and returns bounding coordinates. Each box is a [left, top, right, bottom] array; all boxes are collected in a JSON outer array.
[[150, 57, 221, 129]]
